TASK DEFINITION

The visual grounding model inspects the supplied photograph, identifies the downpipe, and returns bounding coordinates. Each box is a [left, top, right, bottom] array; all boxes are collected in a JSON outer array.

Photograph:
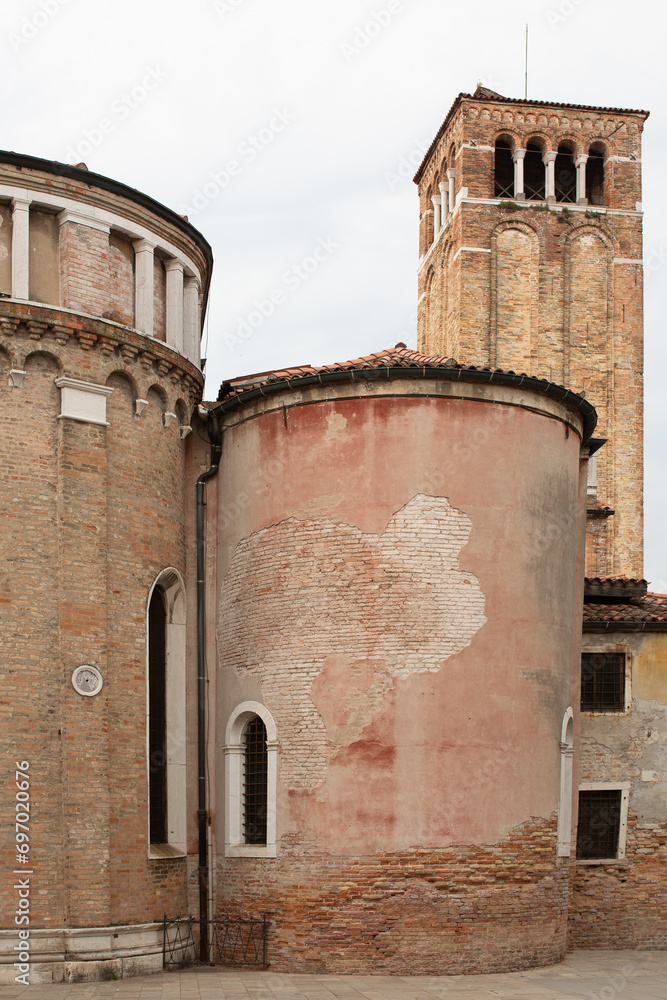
[[196, 409, 222, 963]]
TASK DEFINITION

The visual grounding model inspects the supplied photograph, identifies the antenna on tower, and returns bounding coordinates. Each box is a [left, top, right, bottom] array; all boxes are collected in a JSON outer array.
[[524, 24, 529, 99]]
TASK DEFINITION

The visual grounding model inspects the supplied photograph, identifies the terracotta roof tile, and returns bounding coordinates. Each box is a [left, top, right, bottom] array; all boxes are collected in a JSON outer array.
[[583, 592, 667, 627]]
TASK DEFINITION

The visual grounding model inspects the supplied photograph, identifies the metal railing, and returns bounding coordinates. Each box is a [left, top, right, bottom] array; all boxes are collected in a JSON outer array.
[[163, 914, 268, 968]]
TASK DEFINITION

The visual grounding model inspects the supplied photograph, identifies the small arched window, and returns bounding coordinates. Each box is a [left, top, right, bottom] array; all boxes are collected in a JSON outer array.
[[494, 138, 514, 198], [586, 145, 605, 205], [524, 141, 545, 200], [555, 144, 576, 203], [243, 717, 268, 844], [225, 701, 278, 857]]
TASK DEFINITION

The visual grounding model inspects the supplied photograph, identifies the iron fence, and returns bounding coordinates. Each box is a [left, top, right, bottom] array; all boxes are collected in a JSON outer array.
[[163, 914, 268, 968]]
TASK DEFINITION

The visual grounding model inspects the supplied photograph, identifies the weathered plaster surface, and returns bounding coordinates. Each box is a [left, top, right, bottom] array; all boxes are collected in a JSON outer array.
[[219, 494, 486, 791]]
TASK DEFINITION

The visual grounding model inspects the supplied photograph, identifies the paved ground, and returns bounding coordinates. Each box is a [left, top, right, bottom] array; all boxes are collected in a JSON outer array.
[[0, 953, 666, 1000]]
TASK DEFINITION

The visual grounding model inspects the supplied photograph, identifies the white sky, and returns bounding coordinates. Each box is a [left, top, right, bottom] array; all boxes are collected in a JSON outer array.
[[2, 0, 666, 585]]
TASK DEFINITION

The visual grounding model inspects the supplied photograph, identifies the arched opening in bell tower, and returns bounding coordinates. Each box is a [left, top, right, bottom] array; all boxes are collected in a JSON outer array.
[[494, 137, 514, 198], [586, 144, 605, 205], [524, 141, 545, 200], [555, 143, 577, 202]]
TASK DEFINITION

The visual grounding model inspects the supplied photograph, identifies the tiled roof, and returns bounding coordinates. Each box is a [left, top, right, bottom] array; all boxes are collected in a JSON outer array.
[[413, 87, 649, 183], [216, 346, 596, 441], [583, 592, 667, 629]]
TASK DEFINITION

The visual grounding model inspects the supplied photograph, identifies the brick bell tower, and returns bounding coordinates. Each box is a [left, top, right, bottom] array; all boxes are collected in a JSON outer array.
[[414, 87, 649, 579]]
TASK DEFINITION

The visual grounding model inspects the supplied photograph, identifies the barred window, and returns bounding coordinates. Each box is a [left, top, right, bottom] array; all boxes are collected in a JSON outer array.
[[148, 586, 168, 845], [581, 652, 625, 711], [576, 789, 622, 859], [243, 717, 268, 845]]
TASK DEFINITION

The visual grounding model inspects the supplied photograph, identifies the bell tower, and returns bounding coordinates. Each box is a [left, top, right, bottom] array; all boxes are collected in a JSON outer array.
[[415, 86, 649, 579]]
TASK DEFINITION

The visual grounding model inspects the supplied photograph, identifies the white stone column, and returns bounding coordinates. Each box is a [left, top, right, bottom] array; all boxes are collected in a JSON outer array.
[[165, 258, 185, 354], [133, 239, 155, 337], [544, 152, 557, 201], [183, 276, 201, 367], [11, 198, 31, 300], [439, 182, 448, 221], [431, 195, 441, 241], [447, 168, 456, 214], [513, 149, 526, 199], [576, 154, 589, 203]]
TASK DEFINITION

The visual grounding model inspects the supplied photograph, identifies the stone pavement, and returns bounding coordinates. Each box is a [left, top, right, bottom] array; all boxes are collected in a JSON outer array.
[[0, 952, 666, 1000]]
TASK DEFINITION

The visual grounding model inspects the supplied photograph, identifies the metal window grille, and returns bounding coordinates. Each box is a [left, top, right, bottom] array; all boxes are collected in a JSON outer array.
[[576, 789, 622, 859], [581, 652, 625, 711], [555, 149, 576, 203], [243, 717, 268, 845], [494, 142, 514, 199]]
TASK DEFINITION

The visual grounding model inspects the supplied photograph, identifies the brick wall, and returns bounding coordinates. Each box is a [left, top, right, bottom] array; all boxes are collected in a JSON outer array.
[[0, 300, 203, 932]]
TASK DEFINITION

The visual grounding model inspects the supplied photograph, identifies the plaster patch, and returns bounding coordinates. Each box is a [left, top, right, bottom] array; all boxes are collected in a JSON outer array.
[[219, 494, 486, 791], [325, 410, 347, 441]]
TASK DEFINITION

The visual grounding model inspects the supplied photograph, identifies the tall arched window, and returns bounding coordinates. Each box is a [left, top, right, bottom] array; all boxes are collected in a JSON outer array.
[[225, 701, 278, 857], [586, 145, 605, 205], [524, 141, 545, 200], [494, 138, 514, 198], [148, 586, 168, 845], [555, 144, 576, 203], [146, 568, 187, 857]]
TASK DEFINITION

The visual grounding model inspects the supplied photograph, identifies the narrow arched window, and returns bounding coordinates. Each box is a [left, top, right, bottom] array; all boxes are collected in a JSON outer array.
[[524, 142, 545, 200], [494, 139, 514, 198], [586, 145, 605, 205], [555, 144, 576, 203], [243, 717, 268, 844], [148, 586, 168, 845]]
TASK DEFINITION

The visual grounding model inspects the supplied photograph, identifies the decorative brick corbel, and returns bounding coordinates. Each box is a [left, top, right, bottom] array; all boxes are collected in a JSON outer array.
[[97, 335, 116, 356], [163, 411, 178, 429], [51, 325, 73, 346], [179, 424, 192, 439], [26, 320, 49, 340], [76, 331, 97, 351], [135, 398, 150, 416], [156, 359, 173, 379], [138, 350, 155, 371], [0, 319, 19, 336], [119, 343, 139, 362]]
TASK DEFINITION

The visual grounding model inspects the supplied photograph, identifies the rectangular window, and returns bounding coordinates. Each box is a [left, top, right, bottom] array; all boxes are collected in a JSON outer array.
[[581, 652, 625, 711], [576, 789, 622, 860]]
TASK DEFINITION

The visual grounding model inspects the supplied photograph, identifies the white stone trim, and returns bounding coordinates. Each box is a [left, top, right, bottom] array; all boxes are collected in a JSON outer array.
[[165, 258, 185, 354], [452, 246, 492, 264], [557, 707, 574, 857], [614, 257, 643, 265], [58, 209, 111, 234], [8, 369, 26, 388], [133, 239, 155, 338], [0, 921, 164, 985], [0, 182, 202, 283], [224, 701, 278, 858], [183, 276, 201, 366], [577, 781, 631, 861], [55, 376, 113, 426], [11, 198, 30, 300], [146, 568, 187, 858]]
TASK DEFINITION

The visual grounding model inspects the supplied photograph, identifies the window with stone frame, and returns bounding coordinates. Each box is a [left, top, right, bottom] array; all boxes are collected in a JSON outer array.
[[580, 652, 625, 711], [576, 788, 622, 859]]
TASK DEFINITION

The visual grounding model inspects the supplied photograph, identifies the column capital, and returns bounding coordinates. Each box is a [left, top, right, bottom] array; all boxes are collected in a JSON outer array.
[[431, 194, 442, 206], [184, 274, 200, 290], [446, 167, 456, 179], [543, 151, 557, 164], [513, 148, 526, 161], [575, 153, 589, 167], [11, 197, 31, 212], [164, 258, 185, 274], [133, 238, 156, 254]]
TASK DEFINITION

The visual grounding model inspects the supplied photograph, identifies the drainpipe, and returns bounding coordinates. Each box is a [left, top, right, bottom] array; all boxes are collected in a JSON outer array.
[[196, 409, 222, 963]]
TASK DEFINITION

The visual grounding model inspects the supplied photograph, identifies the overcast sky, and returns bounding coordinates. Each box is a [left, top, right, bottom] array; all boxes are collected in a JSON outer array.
[[2, 0, 665, 584]]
